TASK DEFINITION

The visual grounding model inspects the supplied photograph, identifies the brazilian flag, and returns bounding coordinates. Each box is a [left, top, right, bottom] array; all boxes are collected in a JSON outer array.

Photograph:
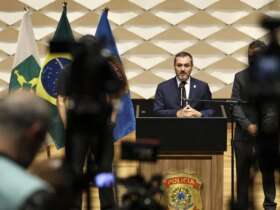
[[36, 4, 74, 149]]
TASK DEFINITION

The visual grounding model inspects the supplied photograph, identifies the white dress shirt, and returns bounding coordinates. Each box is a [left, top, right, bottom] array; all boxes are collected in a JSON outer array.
[[176, 76, 190, 101]]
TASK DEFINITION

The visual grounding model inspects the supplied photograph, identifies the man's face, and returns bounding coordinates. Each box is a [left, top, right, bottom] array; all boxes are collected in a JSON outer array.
[[174, 56, 193, 82]]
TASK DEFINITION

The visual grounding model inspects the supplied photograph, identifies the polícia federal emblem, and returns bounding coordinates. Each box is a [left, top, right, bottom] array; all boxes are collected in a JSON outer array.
[[163, 171, 202, 210]]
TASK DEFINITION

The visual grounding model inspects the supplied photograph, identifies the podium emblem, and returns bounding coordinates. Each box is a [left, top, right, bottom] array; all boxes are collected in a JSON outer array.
[[163, 171, 202, 210]]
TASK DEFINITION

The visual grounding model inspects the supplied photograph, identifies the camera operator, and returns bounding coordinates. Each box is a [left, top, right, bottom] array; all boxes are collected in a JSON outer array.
[[0, 92, 52, 210], [232, 40, 278, 210], [56, 34, 128, 210]]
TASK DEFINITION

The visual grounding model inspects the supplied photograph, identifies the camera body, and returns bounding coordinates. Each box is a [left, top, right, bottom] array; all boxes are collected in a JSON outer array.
[[248, 17, 280, 102]]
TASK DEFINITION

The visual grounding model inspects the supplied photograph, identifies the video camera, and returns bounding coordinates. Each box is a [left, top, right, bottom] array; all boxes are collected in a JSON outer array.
[[249, 17, 280, 100]]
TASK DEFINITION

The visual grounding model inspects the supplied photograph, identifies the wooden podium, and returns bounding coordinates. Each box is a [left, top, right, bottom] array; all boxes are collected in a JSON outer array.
[[136, 117, 227, 210]]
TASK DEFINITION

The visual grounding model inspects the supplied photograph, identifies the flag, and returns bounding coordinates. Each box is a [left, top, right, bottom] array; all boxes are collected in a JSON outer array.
[[95, 9, 136, 141], [36, 4, 74, 149], [9, 11, 40, 92]]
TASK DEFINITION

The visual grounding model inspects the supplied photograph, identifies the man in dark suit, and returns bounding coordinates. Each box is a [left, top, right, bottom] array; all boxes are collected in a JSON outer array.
[[153, 51, 213, 117], [232, 40, 277, 210]]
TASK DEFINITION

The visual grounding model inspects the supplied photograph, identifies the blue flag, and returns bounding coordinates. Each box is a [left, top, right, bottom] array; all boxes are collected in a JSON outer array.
[[95, 9, 136, 141]]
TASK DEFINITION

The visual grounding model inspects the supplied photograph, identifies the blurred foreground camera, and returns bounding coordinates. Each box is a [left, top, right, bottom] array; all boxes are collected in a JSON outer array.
[[121, 140, 159, 162], [118, 141, 165, 210], [249, 17, 280, 99]]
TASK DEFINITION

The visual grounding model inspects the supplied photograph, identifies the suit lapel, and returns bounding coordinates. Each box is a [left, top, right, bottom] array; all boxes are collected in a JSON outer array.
[[172, 77, 180, 107], [189, 77, 196, 106]]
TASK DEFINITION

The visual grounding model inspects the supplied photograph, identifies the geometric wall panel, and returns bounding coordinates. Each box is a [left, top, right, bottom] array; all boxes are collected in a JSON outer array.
[[0, 56, 13, 72], [240, 0, 274, 9], [153, 39, 197, 55], [187, 42, 225, 69], [152, 28, 197, 54], [193, 54, 224, 70], [150, 68, 176, 80], [235, 25, 268, 39], [150, 57, 177, 80], [207, 57, 246, 85], [206, 0, 252, 24], [113, 28, 143, 55], [116, 39, 143, 55], [0, 11, 25, 26], [179, 12, 225, 40], [104, 0, 143, 25], [130, 71, 163, 99], [109, 11, 140, 25], [233, 12, 269, 39], [123, 58, 144, 80], [193, 71, 225, 93], [232, 46, 248, 65], [28, 12, 58, 40], [73, 0, 110, 10], [207, 28, 252, 54], [0, 0, 26, 25], [0, 51, 9, 63], [153, 10, 195, 25], [0, 71, 11, 83], [261, 0, 280, 17], [18, 0, 56, 10], [124, 12, 170, 40], [185, 0, 219, 10], [151, 0, 197, 25], [129, 0, 166, 10], [41, 0, 88, 22], [0, 22, 6, 32], [0, 79, 8, 93], [0, 28, 18, 55], [0, 56, 13, 84], [213, 84, 233, 98], [124, 42, 169, 69], [71, 12, 100, 35], [125, 53, 169, 70]]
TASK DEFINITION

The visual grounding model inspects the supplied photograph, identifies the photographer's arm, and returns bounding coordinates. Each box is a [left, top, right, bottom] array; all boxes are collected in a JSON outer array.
[[57, 95, 67, 128]]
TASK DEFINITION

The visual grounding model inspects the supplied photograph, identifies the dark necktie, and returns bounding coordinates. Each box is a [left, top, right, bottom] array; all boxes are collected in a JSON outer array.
[[179, 81, 186, 108]]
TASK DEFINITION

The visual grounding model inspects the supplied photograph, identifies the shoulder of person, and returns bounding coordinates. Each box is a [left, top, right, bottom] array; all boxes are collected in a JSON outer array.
[[157, 77, 176, 88], [190, 77, 209, 87], [0, 157, 51, 210], [235, 68, 249, 78]]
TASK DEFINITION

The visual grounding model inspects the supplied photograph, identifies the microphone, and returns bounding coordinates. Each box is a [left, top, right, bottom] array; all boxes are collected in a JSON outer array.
[[179, 81, 186, 108]]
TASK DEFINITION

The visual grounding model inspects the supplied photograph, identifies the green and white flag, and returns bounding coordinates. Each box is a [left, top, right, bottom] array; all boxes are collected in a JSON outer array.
[[9, 11, 40, 92]]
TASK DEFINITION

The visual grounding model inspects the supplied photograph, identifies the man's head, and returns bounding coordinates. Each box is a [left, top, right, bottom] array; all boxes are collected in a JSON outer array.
[[0, 92, 50, 167], [248, 40, 267, 65], [174, 51, 193, 82]]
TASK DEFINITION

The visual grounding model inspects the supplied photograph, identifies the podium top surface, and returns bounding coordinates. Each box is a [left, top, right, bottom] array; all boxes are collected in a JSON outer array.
[[136, 117, 227, 154]]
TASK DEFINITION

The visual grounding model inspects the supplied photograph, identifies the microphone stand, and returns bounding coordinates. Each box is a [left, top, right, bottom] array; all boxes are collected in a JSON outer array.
[[185, 98, 246, 204]]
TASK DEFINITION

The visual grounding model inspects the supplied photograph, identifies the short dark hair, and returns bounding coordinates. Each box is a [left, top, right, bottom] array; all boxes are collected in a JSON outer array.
[[249, 40, 266, 51], [0, 92, 50, 140], [174, 51, 193, 66]]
